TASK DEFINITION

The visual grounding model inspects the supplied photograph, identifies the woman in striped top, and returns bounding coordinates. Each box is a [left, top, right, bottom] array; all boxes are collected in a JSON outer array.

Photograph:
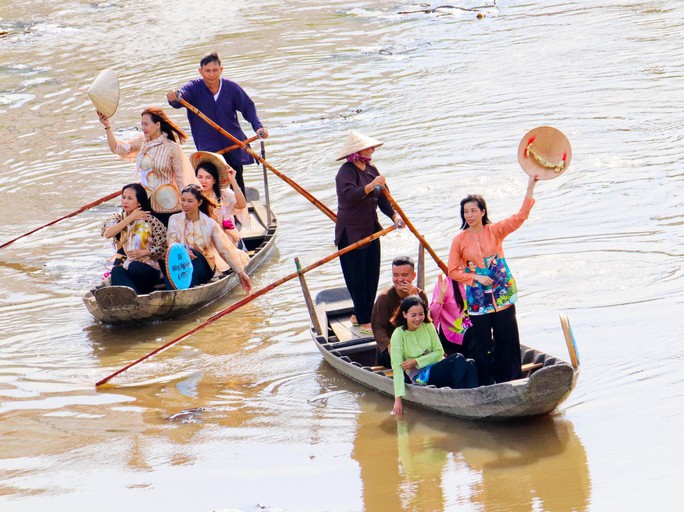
[[98, 106, 198, 226]]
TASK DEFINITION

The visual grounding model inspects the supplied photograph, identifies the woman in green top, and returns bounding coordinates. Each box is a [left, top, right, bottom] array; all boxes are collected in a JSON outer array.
[[390, 295, 479, 415]]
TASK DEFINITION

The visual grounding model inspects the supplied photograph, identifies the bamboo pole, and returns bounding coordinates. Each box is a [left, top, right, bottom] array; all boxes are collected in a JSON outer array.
[[177, 97, 337, 223], [295, 257, 322, 336], [0, 190, 120, 249], [0, 131, 260, 250], [382, 189, 448, 275], [216, 135, 260, 155], [95, 225, 396, 388]]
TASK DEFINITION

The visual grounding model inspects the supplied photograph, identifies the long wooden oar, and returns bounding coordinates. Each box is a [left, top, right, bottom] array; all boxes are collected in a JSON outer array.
[[177, 97, 337, 223], [0, 190, 121, 250], [217, 134, 259, 155], [0, 133, 260, 250], [382, 189, 448, 274], [95, 225, 396, 388]]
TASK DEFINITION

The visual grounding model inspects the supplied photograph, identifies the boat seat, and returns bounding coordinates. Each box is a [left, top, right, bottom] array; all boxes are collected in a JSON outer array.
[[367, 362, 543, 380], [370, 365, 393, 377], [324, 338, 377, 351], [331, 341, 378, 357], [521, 362, 544, 373]]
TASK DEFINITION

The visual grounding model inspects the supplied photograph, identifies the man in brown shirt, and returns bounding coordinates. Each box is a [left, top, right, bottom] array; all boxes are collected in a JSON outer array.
[[371, 256, 429, 367]]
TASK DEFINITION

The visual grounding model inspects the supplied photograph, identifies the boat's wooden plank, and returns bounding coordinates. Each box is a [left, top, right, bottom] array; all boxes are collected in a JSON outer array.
[[325, 299, 354, 315], [521, 362, 544, 373], [240, 203, 271, 241], [239, 211, 267, 240], [329, 315, 369, 343], [332, 341, 377, 356], [250, 200, 270, 229]]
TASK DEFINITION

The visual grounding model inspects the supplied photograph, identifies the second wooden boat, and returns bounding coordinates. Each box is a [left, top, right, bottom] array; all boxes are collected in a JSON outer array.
[[305, 287, 580, 421]]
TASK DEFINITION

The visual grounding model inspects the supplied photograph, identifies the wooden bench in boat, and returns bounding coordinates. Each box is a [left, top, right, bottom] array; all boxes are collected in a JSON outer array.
[[366, 361, 544, 380]]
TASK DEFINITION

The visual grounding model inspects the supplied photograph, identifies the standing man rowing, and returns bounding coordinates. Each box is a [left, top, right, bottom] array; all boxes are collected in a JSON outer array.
[[167, 52, 268, 194]]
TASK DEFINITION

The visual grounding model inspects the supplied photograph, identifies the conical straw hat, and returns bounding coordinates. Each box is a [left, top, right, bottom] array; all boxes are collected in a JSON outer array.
[[336, 130, 384, 161], [190, 151, 231, 190], [87, 68, 120, 118], [517, 126, 572, 180]]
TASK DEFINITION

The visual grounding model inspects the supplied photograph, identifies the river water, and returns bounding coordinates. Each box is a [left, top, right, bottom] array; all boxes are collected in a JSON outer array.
[[1, 0, 682, 510]]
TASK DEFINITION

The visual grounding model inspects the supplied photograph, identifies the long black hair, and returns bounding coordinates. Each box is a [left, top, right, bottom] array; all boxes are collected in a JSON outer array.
[[196, 162, 222, 199], [181, 184, 218, 218], [451, 279, 466, 312]]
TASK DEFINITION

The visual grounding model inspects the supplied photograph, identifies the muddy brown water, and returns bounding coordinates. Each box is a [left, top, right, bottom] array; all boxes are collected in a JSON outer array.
[[1, 0, 683, 510]]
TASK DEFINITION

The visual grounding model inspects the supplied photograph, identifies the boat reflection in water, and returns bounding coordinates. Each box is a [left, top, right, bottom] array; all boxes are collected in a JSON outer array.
[[352, 397, 590, 511]]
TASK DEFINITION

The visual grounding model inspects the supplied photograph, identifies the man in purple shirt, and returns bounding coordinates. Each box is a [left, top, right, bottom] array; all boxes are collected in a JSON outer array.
[[167, 52, 268, 193]]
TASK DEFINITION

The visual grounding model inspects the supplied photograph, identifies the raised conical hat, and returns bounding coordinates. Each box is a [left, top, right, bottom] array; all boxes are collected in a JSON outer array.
[[517, 126, 572, 180], [336, 130, 384, 161], [190, 151, 231, 190], [87, 68, 120, 118]]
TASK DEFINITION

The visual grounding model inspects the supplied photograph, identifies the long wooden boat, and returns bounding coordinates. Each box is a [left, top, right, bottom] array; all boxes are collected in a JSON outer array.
[[83, 187, 277, 325], [306, 287, 580, 421]]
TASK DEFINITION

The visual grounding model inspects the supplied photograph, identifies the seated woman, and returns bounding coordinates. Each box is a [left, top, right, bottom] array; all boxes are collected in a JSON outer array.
[[102, 183, 167, 294], [166, 184, 251, 292], [390, 295, 479, 416], [190, 151, 247, 250], [429, 274, 475, 357]]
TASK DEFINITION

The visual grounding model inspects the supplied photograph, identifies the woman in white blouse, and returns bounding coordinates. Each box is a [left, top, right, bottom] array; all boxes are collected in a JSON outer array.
[[166, 184, 251, 292], [190, 151, 247, 249]]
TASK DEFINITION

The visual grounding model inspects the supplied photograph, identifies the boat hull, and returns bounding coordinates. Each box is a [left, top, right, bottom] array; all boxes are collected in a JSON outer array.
[[310, 287, 579, 421]]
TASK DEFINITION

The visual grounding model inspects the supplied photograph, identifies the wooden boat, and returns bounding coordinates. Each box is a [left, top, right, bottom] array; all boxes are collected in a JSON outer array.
[[305, 287, 580, 421], [83, 187, 277, 325]]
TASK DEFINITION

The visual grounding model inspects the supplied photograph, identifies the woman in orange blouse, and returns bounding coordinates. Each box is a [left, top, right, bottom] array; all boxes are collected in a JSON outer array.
[[447, 175, 539, 384], [98, 106, 198, 226]]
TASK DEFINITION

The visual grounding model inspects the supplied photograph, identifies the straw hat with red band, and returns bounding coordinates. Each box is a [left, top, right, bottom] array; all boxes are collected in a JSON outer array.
[[517, 126, 572, 180], [87, 68, 120, 118], [190, 151, 231, 190], [336, 130, 384, 161]]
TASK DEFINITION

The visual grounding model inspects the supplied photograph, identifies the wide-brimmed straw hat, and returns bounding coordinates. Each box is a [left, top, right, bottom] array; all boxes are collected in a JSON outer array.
[[517, 126, 572, 180], [87, 68, 120, 118], [336, 130, 384, 161], [190, 151, 231, 189]]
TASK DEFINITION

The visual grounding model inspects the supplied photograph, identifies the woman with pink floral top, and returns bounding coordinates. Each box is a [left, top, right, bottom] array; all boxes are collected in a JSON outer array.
[[447, 175, 539, 385], [428, 274, 474, 357]]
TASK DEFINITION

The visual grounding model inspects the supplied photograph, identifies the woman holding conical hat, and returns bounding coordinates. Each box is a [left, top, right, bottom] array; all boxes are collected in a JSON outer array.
[[98, 106, 199, 226], [446, 127, 569, 385], [447, 175, 540, 385], [334, 130, 403, 334]]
